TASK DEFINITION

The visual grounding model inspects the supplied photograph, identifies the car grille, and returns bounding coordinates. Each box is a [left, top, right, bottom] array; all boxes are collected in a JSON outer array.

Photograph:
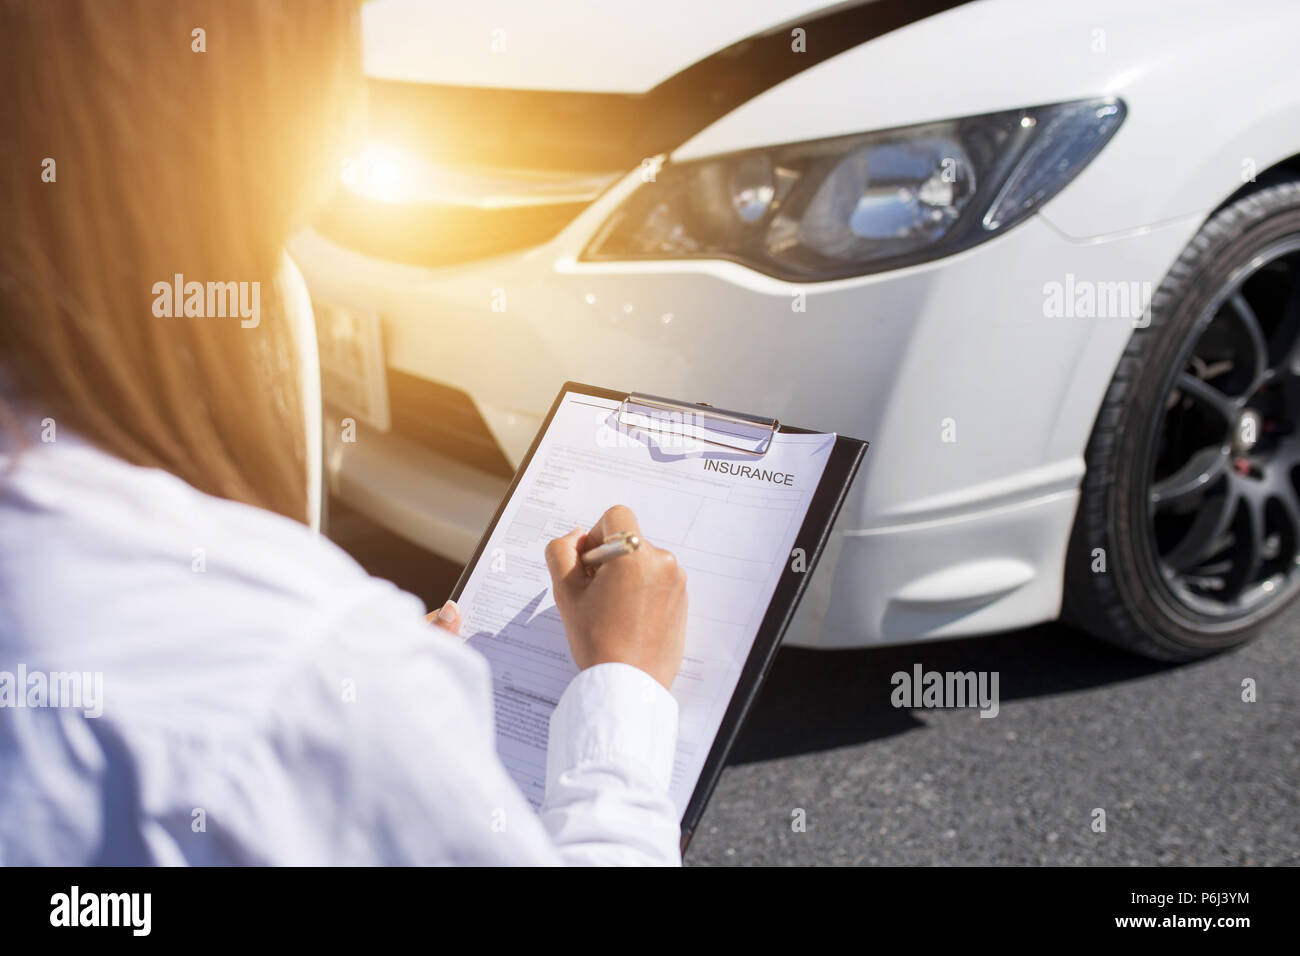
[[364, 80, 658, 173], [314, 191, 593, 268], [312, 79, 642, 267], [386, 370, 515, 479]]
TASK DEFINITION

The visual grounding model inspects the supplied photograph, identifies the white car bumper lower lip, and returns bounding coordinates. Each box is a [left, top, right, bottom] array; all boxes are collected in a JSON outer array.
[[296, 206, 1204, 646]]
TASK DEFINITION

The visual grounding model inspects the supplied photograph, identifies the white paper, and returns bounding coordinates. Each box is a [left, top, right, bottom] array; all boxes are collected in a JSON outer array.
[[458, 391, 835, 817]]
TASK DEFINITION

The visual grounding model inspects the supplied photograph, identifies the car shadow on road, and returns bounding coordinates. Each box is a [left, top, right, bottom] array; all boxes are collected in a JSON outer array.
[[727, 622, 1178, 765]]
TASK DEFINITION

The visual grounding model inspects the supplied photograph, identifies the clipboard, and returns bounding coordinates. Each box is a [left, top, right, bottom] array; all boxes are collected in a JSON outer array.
[[450, 382, 868, 852]]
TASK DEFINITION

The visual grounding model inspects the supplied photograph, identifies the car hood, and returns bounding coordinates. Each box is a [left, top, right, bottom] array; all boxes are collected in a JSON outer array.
[[362, 0, 846, 93]]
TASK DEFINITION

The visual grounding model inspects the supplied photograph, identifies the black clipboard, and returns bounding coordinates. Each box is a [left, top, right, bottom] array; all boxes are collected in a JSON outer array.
[[449, 382, 868, 852]]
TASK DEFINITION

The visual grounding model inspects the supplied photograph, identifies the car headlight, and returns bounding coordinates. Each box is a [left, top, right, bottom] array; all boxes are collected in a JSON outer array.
[[583, 97, 1125, 281]]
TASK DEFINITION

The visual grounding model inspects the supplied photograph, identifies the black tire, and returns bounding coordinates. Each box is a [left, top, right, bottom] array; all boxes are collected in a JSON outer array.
[[1066, 179, 1300, 661]]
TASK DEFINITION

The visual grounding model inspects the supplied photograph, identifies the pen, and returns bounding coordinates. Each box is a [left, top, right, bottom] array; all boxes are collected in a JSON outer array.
[[581, 531, 641, 569]]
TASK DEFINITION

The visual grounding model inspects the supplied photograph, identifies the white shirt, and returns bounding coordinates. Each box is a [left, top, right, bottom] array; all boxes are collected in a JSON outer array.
[[0, 433, 681, 865]]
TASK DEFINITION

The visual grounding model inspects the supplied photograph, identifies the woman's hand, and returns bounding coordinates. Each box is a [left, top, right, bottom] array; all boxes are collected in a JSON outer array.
[[544, 505, 687, 690], [426, 600, 462, 636]]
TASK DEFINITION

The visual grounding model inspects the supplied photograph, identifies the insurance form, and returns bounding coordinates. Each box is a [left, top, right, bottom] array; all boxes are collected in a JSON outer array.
[[457, 390, 834, 818]]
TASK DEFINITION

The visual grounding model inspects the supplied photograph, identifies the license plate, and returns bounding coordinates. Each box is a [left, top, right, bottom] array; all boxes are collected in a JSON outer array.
[[313, 300, 390, 432]]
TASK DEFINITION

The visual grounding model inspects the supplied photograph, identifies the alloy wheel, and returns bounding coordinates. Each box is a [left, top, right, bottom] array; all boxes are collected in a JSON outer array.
[[1145, 236, 1300, 619]]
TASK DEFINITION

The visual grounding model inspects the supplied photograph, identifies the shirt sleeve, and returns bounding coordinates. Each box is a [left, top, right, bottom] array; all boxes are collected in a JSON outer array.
[[539, 663, 682, 866], [303, 588, 683, 866], [0, 580, 684, 867]]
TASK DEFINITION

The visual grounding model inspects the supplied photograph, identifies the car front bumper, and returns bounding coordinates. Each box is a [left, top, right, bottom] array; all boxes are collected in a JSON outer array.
[[294, 171, 1203, 647]]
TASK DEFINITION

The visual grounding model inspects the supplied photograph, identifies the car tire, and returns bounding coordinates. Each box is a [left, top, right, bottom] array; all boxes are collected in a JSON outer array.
[[1065, 178, 1300, 661]]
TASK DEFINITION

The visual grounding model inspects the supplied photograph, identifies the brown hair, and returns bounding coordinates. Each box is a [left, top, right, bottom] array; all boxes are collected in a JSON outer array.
[[0, 0, 361, 521]]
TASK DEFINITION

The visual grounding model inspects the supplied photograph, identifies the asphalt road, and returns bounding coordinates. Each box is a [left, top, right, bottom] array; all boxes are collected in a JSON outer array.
[[328, 503, 1299, 867]]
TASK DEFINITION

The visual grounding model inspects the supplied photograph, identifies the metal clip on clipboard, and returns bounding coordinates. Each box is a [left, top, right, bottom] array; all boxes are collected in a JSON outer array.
[[616, 392, 780, 457]]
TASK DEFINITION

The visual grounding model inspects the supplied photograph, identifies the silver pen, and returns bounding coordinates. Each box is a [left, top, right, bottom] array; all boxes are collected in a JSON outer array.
[[580, 531, 641, 569]]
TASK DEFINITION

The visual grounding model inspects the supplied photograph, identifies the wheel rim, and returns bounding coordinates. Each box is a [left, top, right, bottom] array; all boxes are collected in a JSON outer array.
[[1145, 235, 1300, 621]]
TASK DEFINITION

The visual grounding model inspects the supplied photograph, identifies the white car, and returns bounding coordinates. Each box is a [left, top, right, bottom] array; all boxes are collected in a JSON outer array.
[[294, 0, 1300, 661]]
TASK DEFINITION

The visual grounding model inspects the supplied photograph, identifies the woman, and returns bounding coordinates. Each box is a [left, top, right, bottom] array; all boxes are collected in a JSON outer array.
[[0, 0, 687, 865]]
